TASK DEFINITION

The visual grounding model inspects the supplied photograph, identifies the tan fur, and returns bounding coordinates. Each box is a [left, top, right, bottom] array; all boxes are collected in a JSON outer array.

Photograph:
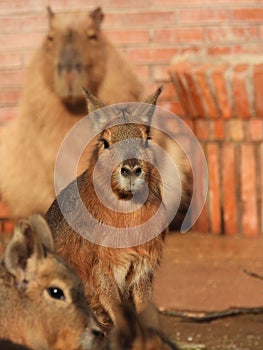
[[45, 87, 187, 332], [0, 7, 143, 219], [103, 303, 180, 350], [0, 214, 103, 350]]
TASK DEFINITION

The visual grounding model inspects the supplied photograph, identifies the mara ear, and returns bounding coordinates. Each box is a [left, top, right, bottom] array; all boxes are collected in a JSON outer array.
[[110, 304, 144, 348], [143, 85, 163, 106], [82, 88, 109, 132], [133, 85, 163, 132], [47, 6, 55, 27], [4, 215, 52, 286], [29, 214, 54, 252], [90, 7, 104, 28], [4, 219, 37, 283]]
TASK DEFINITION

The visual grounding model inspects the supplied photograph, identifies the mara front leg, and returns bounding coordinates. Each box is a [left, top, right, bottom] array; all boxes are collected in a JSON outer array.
[[93, 271, 122, 332], [132, 273, 154, 313]]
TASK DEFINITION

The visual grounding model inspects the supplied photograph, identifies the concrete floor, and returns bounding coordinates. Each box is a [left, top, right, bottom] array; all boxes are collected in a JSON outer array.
[[153, 231, 263, 312]]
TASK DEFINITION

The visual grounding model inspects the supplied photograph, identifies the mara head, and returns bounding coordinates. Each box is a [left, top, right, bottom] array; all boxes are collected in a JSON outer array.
[[43, 7, 106, 107], [83, 87, 163, 204], [0, 214, 103, 350]]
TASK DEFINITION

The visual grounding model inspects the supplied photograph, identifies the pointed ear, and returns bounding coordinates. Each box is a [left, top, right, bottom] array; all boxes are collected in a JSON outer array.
[[90, 7, 104, 28], [82, 88, 110, 132], [82, 88, 105, 114], [4, 219, 37, 282], [133, 85, 163, 130], [111, 304, 144, 348], [29, 214, 54, 252], [47, 6, 55, 27], [4, 215, 53, 286]]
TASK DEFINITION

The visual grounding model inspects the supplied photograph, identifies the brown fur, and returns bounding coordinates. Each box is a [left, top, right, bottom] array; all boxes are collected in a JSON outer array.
[[45, 87, 172, 332], [0, 214, 103, 350], [0, 7, 143, 219], [103, 303, 180, 350]]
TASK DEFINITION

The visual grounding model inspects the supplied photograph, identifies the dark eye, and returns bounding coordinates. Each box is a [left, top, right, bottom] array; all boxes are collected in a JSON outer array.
[[47, 34, 54, 42], [47, 287, 65, 300], [145, 136, 151, 148], [99, 138, 110, 149], [88, 33, 98, 40]]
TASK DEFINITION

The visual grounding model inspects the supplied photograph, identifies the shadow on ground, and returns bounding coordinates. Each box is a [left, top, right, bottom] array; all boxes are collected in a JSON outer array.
[[153, 231, 263, 349]]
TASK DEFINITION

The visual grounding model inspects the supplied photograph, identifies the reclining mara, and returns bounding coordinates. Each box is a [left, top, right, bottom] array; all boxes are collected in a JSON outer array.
[[0, 214, 103, 350]]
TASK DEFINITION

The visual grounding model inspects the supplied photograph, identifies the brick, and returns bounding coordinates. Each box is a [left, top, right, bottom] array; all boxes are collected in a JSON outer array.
[[193, 204, 210, 233], [178, 9, 229, 24], [152, 0, 204, 5], [212, 119, 225, 140], [0, 52, 22, 68], [0, 70, 24, 87], [207, 46, 232, 55], [158, 82, 178, 101], [190, 143, 210, 233], [21, 15, 48, 32], [153, 28, 204, 43], [232, 64, 251, 118], [152, 65, 171, 81], [226, 119, 244, 141], [126, 47, 178, 64], [253, 64, 263, 117], [175, 70, 198, 117], [184, 72, 205, 117], [248, 119, 263, 141], [105, 30, 149, 45], [206, 26, 259, 43], [132, 64, 149, 81], [194, 63, 219, 118], [104, 11, 176, 29], [194, 119, 210, 141], [0, 202, 11, 218], [210, 63, 232, 118], [207, 143, 221, 234], [0, 89, 21, 105], [0, 33, 44, 51], [240, 144, 259, 237], [260, 143, 263, 236], [0, 16, 22, 33], [2, 220, 15, 233], [159, 100, 186, 117], [232, 42, 263, 55], [52, 0, 151, 11], [0, 0, 44, 14], [181, 118, 194, 133], [0, 107, 17, 125], [222, 143, 238, 235], [232, 8, 263, 22]]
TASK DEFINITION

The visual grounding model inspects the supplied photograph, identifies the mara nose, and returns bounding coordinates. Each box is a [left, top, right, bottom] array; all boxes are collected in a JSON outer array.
[[121, 165, 142, 178]]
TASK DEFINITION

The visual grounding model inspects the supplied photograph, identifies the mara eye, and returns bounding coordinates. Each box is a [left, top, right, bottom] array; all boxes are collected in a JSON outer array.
[[88, 33, 98, 40], [47, 34, 54, 42], [99, 138, 110, 149], [145, 136, 151, 147], [47, 287, 65, 300]]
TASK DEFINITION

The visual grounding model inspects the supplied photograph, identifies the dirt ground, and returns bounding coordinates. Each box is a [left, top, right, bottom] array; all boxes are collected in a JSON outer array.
[[153, 231, 263, 350]]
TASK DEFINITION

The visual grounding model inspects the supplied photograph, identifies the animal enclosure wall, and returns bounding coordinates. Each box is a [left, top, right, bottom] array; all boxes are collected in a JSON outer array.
[[0, 0, 263, 237]]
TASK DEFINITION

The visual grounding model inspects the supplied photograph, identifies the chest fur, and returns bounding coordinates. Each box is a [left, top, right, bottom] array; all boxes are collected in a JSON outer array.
[[112, 253, 156, 292]]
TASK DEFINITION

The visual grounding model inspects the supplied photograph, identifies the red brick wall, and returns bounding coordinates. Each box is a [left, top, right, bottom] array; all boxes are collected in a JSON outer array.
[[1, 0, 263, 235], [170, 53, 263, 237]]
